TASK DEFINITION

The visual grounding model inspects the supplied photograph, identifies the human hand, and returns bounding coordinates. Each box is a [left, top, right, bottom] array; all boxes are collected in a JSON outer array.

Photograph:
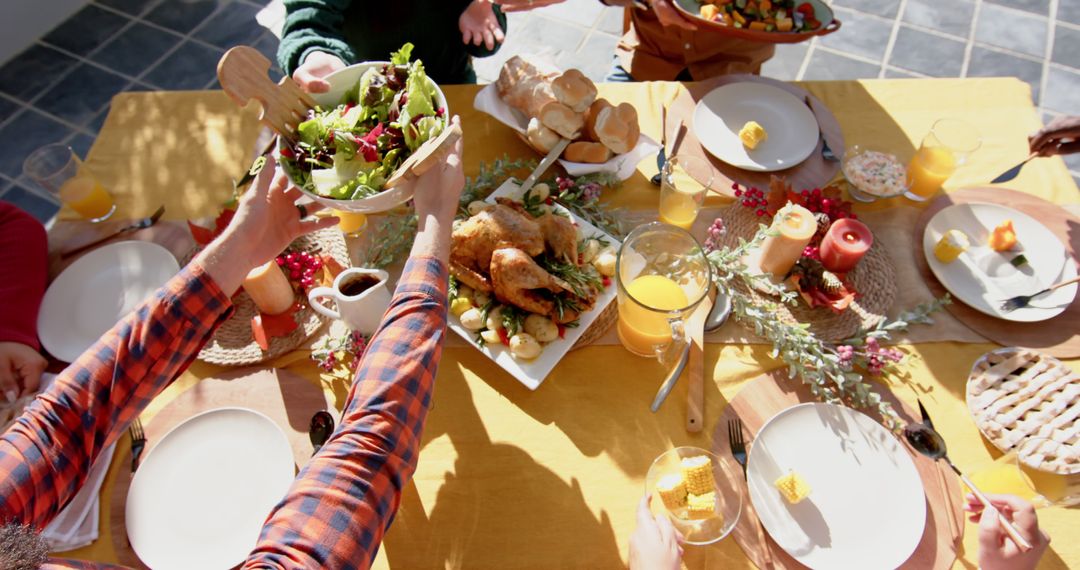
[[0, 342, 46, 401], [460, 0, 505, 50], [1029, 115, 1080, 157], [628, 495, 683, 570], [410, 116, 465, 225], [494, 0, 564, 13], [965, 493, 1049, 570], [293, 51, 346, 94]]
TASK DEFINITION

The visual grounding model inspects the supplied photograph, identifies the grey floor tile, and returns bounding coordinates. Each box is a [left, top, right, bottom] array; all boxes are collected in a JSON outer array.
[[67, 132, 97, 158], [902, 0, 974, 38], [532, 0, 606, 27], [1042, 66, 1080, 114], [884, 67, 921, 78], [0, 44, 79, 102], [193, 1, 265, 50], [831, 0, 900, 18], [556, 32, 619, 83], [37, 64, 129, 127], [96, 0, 160, 16], [597, 7, 625, 36], [91, 22, 181, 77], [1059, 1, 1080, 26], [967, 47, 1043, 104], [252, 31, 281, 65], [818, 7, 891, 61], [975, 3, 1047, 58], [513, 15, 588, 61], [1064, 152, 1080, 173], [0, 97, 21, 124], [985, 0, 1050, 17], [761, 43, 808, 81], [802, 48, 880, 80], [0, 110, 74, 178], [1052, 24, 1080, 69], [0, 185, 61, 223], [43, 4, 130, 56], [889, 26, 964, 77], [145, 0, 218, 34], [143, 40, 224, 90]]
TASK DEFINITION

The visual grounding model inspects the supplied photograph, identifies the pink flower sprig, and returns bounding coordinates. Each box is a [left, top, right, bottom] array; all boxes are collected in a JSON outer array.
[[312, 329, 370, 373], [704, 217, 727, 252], [834, 336, 904, 376]]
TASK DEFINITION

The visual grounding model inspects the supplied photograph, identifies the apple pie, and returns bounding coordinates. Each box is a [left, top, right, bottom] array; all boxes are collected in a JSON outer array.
[[967, 347, 1080, 475]]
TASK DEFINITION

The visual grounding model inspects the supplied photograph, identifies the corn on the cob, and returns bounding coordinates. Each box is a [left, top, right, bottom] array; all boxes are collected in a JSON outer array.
[[686, 492, 717, 520], [774, 470, 811, 504], [680, 456, 716, 495], [656, 474, 688, 511]]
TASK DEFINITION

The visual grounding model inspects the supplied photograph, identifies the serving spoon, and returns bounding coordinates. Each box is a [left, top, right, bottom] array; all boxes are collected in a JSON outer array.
[[309, 410, 335, 455], [903, 422, 1033, 551]]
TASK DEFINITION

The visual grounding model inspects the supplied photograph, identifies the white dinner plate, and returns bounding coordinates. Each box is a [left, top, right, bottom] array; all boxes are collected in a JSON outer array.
[[444, 180, 620, 390], [38, 241, 179, 363], [747, 403, 926, 570], [126, 408, 295, 570], [922, 203, 1076, 322], [692, 82, 819, 172]]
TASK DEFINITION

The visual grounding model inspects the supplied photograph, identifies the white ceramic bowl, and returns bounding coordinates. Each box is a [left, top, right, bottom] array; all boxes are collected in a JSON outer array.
[[278, 61, 449, 213]]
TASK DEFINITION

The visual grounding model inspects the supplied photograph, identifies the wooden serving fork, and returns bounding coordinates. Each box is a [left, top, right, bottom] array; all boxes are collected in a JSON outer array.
[[217, 46, 317, 144]]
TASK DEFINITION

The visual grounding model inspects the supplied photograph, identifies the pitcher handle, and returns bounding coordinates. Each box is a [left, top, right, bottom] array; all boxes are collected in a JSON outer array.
[[649, 318, 690, 412], [307, 286, 341, 320]]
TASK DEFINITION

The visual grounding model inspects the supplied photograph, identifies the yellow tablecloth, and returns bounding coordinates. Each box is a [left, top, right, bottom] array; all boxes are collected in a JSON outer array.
[[67, 78, 1079, 569]]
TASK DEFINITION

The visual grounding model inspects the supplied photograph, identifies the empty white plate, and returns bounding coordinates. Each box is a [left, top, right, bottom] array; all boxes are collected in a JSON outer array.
[[922, 202, 1076, 322], [747, 403, 926, 570], [693, 82, 819, 172], [38, 241, 179, 363], [126, 408, 295, 570]]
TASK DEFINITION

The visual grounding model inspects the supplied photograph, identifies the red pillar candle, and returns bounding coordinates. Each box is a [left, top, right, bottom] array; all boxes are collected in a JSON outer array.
[[820, 219, 873, 273]]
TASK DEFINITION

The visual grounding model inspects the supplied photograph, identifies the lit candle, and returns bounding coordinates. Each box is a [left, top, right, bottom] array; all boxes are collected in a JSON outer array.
[[759, 203, 816, 277], [243, 260, 295, 315], [820, 218, 873, 274]]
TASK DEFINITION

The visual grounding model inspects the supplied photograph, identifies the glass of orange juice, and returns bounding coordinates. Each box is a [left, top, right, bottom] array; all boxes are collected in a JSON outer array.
[[658, 156, 713, 230], [333, 210, 368, 237], [904, 118, 981, 202], [969, 438, 1080, 508], [23, 143, 115, 222], [616, 223, 712, 362]]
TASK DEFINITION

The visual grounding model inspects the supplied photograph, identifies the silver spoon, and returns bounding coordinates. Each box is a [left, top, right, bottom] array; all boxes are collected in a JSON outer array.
[[650, 287, 733, 412], [903, 422, 1033, 551], [309, 410, 335, 455]]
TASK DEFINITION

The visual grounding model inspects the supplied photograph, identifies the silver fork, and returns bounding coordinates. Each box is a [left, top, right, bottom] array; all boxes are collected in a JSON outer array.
[[728, 419, 747, 477], [999, 275, 1080, 312], [60, 205, 166, 259], [129, 417, 146, 473]]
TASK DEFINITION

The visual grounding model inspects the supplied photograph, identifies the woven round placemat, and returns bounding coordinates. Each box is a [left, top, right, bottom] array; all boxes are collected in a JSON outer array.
[[716, 204, 897, 341], [571, 301, 618, 350], [189, 227, 350, 366]]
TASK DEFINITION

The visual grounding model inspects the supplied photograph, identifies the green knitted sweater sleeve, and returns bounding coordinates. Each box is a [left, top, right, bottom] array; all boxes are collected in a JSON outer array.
[[278, 0, 358, 75]]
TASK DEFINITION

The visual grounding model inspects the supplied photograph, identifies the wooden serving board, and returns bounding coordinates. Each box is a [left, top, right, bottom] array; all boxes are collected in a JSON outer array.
[[712, 373, 964, 570], [667, 75, 844, 198], [107, 368, 335, 568], [913, 187, 1080, 358]]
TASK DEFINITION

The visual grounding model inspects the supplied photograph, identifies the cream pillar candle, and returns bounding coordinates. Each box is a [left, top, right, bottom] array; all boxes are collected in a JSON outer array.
[[758, 203, 816, 277], [243, 260, 295, 315]]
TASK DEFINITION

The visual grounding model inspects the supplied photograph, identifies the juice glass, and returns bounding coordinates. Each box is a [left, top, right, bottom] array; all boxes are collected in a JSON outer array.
[[23, 144, 115, 222], [905, 119, 981, 202], [969, 438, 1080, 508], [334, 210, 368, 237], [658, 156, 713, 230], [616, 223, 711, 363]]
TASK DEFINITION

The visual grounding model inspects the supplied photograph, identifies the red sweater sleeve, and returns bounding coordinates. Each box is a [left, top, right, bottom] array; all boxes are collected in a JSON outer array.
[[0, 202, 48, 350]]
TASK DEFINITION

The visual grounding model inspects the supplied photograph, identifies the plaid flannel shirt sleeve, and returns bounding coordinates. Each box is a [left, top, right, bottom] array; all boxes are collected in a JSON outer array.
[[0, 262, 233, 530], [244, 256, 447, 569]]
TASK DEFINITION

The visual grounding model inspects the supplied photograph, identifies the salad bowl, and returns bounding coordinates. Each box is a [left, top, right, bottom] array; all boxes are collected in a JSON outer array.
[[277, 57, 450, 213]]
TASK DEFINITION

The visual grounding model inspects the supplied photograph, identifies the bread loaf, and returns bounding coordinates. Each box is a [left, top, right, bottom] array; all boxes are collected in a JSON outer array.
[[496, 56, 559, 118], [540, 102, 584, 140], [593, 102, 640, 154], [552, 69, 597, 113], [584, 98, 613, 142], [564, 141, 612, 164], [526, 117, 560, 153]]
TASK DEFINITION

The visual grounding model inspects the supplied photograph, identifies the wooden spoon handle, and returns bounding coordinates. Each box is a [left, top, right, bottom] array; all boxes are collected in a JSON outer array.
[[960, 473, 1033, 552], [1050, 274, 1080, 292]]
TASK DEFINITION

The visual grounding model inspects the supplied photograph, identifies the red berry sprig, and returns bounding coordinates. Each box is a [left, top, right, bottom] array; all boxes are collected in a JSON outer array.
[[276, 250, 324, 291], [802, 246, 820, 260], [733, 184, 770, 217]]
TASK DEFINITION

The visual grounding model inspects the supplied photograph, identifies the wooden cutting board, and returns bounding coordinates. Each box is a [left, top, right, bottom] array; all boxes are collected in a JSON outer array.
[[107, 367, 335, 568], [913, 187, 1080, 358], [710, 372, 964, 570], [667, 74, 844, 198]]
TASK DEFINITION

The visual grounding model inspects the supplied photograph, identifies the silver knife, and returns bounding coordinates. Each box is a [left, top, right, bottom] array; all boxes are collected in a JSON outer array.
[[519, 138, 571, 195]]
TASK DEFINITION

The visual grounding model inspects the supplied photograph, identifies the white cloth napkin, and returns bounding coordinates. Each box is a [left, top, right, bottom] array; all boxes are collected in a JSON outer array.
[[473, 84, 660, 181], [36, 372, 117, 552]]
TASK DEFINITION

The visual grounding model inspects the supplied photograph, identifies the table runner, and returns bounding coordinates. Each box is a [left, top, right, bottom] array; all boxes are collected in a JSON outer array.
[[60, 79, 1078, 568]]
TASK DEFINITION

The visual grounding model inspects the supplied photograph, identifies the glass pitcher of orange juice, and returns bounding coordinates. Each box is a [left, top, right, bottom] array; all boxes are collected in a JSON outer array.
[[23, 143, 116, 222], [616, 223, 712, 362], [905, 118, 981, 202]]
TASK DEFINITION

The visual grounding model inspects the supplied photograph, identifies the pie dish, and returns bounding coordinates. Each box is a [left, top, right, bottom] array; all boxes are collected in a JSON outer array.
[[967, 347, 1080, 475]]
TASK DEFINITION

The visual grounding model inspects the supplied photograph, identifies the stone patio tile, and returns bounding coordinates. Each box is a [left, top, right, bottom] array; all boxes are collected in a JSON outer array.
[[818, 7, 891, 61], [761, 43, 808, 81], [597, 7, 625, 36], [902, 0, 974, 38], [145, 0, 218, 34], [0, 184, 60, 223], [967, 47, 1043, 105], [37, 64, 129, 127], [1042, 66, 1080, 114], [43, 4, 130, 56], [0, 96, 21, 125], [194, 1, 265, 50], [142, 40, 223, 90], [831, 0, 900, 19], [1052, 24, 1080, 69], [91, 22, 181, 77], [0, 109, 73, 178], [556, 32, 618, 83], [1059, 1, 1080, 26], [0, 45, 79, 102], [531, 0, 606, 27], [802, 49, 879, 80], [889, 26, 965, 77], [975, 3, 1048, 58], [97, 0, 160, 17], [985, 0, 1050, 17], [884, 67, 921, 78]]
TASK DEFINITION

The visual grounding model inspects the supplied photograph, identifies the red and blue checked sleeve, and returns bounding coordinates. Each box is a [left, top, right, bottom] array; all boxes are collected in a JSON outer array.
[[0, 261, 233, 530], [244, 256, 448, 569]]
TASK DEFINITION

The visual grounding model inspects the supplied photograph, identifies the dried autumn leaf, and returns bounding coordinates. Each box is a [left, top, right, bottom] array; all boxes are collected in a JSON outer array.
[[766, 175, 795, 214]]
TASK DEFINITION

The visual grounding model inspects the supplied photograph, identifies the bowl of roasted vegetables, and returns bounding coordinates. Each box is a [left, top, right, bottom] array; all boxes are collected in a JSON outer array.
[[672, 0, 840, 43], [278, 43, 449, 213]]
